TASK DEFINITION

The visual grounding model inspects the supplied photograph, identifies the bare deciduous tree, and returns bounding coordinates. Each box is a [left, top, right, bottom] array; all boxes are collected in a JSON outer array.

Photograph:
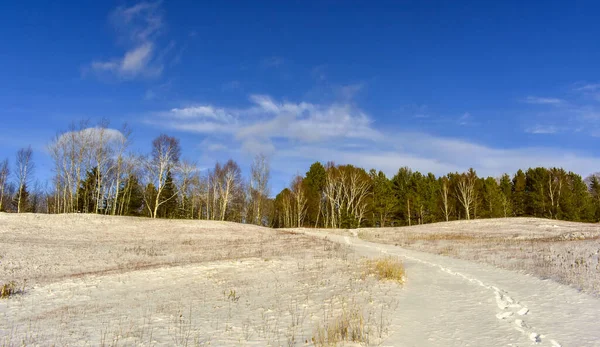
[[456, 169, 476, 220], [214, 160, 242, 221], [547, 167, 564, 219], [143, 134, 181, 218], [249, 154, 270, 225], [176, 159, 198, 218], [440, 176, 450, 222], [290, 175, 307, 227], [110, 124, 132, 215]]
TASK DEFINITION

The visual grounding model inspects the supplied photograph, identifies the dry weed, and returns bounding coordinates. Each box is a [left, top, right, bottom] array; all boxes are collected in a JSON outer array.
[[1, 281, 23, 298], [312, 307, 366, 346], [364, 257, 405, 284]]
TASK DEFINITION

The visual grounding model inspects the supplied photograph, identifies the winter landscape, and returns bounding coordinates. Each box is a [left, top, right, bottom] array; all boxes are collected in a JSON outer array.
[[4, 1, 600, 346], [2, 213, 600, 346]]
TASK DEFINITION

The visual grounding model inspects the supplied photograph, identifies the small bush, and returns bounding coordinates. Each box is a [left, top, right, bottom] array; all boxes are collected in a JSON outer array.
[[365, 257, 405, 284], [1, 281, 20, 298], [312, 308, 366, 346]]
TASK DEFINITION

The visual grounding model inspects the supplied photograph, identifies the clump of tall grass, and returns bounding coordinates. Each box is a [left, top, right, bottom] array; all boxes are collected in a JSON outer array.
[[364, 257, 405, 284], [1, 281, 23, 298], [312, 308, 366, 346]]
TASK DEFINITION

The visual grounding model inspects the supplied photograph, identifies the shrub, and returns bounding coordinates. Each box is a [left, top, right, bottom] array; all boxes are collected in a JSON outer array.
[[1, 281, 19, 298], [312, 308, 366, 346], [365, 256, 405, 284]]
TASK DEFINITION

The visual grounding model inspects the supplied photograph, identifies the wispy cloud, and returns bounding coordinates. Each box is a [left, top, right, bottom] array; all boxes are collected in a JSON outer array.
[[574, 83, 600, 92], [151, 95, 378, 156], [146, 94, 600, 178], [520, 84, 600, 136], [458, 112, 471, 125], [526, 125, 558, 134], [523, 96, 564, 105], [86, 1, 169, 80], [573, 82, 600, 101]]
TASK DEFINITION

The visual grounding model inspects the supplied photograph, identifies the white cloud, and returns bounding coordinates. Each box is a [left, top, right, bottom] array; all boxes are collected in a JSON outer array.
[[523, 96, 564, 105], [199, 139, 229, 152], [575, 83, 600, 92], [121, 43, 154, 73], [87, 2, 168, 80], [573, 83, 600, 102], [149, 94, 600, 180], [337, 83, 364, 100], [56, 127, 125, 147], [155, 95, 379, 150], [169, 106, 235, 122], [273, 132, 600, 180], [458, 112, 471, 125], [526, 125, 558, 134]]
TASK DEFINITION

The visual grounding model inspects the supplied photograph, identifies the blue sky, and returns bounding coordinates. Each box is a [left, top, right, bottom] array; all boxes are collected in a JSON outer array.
[[2, 1, 600, 192]]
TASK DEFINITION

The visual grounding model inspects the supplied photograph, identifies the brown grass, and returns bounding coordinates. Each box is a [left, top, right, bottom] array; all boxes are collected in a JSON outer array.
[[1, 281, 20, 298], [312, 308, 366, 346], [364, 257, 405, 284]]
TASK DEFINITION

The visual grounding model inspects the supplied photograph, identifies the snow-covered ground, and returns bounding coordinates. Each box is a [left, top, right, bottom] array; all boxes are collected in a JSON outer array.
[[297, 230, 600, 346], [1, 214, 401, 346], [357, 218, 600, 294], [2, 214, 600, 346]]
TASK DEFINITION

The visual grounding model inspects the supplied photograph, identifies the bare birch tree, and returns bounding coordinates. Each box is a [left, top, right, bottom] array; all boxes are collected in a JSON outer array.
[[290, 175, 307, 227], [176, 159, 197, 218], [143, 134, 181, 218], [547, 167, 564, 219], [440, 176, 450, 221], [214, 160, 242, 221], [456, 169, 476, 220], [110, 124, 132, 215], [249, 154, 270, 225]]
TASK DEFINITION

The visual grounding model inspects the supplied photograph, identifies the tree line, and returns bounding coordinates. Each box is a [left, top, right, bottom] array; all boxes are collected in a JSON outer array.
[[2, 119, 600, 228]]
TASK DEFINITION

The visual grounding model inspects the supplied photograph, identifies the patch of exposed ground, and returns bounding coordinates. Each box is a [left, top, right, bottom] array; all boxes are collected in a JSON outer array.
[[0, 214, 402, 346], [354, 217, 600, 294]]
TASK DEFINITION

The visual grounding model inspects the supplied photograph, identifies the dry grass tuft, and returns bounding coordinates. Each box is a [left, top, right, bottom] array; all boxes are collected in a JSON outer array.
[[1, 281, 21, 298], [364, 257, 405, 284], [312, 308, 366, 346]]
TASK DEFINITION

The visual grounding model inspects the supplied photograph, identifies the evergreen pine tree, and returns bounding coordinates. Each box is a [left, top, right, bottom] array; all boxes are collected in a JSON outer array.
[[12, 183, 30, 213], [370, 170, 397, 227], [499, 174, 513, 217], [123, 175, 144, 216], [392, 167, 414, 226], [158, 170, 178, 218], [77, 167, 101, 213], [304, 162, 326, 227], [512, 170, 526, 216], [588, 175, 600, 221], [143, 183, 158, 218]]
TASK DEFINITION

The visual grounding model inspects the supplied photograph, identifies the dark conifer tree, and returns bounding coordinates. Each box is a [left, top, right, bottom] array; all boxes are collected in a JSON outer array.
[[12, 183, 30, 213], [512, 170, 527, 216], [304, 162, 327, 227], [158, 170, 178, 218]]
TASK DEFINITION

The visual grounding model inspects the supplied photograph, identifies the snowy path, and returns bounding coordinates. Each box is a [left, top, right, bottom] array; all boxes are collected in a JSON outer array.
[[302, 231, 600, 347]]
